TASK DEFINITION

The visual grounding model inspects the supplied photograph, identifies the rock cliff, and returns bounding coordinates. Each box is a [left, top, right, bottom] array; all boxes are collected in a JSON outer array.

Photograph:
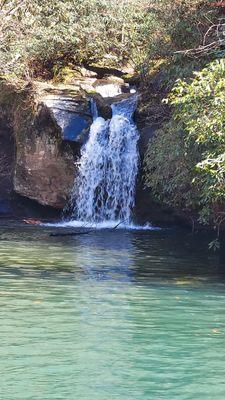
[[0, 79, 93, 214], [0, 77, 131, 214], [0, 76, 174, 225]]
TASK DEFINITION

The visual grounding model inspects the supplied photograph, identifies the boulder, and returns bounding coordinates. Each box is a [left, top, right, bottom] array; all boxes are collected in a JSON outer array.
[[0, 80, 92, 210], [89, 93, 112, 120], [35, 81, 93, 145], [13, 101, 77, 209]]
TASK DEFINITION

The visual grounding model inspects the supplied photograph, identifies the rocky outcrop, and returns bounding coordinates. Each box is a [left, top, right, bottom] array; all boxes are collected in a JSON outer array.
[[35, 81, 93, 144], [0, 80, 93, 212], [89, 93, 112, 120], [0, 77, 169, 224], [12, 83, 93, 209], [0, 78, 136, 214], [13, 106, 76, 209]]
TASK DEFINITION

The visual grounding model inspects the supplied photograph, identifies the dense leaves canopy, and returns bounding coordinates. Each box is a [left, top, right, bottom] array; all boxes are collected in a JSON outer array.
[[0, 0, 149, 78], [0, 0, 213, 78], [145, 60, 225, 230]]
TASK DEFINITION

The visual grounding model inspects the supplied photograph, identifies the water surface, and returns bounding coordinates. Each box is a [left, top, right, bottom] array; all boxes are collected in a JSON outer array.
[[0, 225, 224, 400]]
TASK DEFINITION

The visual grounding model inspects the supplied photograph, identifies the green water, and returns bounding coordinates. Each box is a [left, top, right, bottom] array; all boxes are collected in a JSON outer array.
[[0, 225, 225, 400]]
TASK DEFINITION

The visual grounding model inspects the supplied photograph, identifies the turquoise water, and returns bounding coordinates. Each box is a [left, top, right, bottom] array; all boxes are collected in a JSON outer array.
[[0, 225, 225, 399]]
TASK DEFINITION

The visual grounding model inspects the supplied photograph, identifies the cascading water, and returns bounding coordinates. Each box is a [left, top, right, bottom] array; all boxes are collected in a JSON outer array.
[[68, 95, 140, 225]]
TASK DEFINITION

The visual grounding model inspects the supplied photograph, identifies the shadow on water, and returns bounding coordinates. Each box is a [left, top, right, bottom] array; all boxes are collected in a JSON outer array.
[[0, 223, 221, 287]]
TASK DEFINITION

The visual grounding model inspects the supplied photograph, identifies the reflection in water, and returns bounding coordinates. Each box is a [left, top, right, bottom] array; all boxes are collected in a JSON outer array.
[[0, 224, 224, 399]]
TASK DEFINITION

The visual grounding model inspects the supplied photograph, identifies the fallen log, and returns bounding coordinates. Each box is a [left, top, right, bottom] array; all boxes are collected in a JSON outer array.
[[23, 218, 42, 225], [49, 231, 92, 237], [49, 220, 127, 237]]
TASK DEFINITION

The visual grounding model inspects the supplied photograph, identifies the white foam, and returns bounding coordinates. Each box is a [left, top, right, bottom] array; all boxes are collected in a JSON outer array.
[[45, 220, 160, 231]]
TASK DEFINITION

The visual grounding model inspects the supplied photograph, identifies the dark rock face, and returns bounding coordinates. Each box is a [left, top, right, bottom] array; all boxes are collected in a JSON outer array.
[[134, 176, 177, 227], [136, 123, 159, 159], [89, 93, 112, 120], [89, 92, 135, 121], [0, 110, 15, 214], [82, 63, 129, 79]]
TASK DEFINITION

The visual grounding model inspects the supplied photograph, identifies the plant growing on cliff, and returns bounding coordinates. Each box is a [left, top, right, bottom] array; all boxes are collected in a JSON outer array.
[[144, 59, 225, 230]]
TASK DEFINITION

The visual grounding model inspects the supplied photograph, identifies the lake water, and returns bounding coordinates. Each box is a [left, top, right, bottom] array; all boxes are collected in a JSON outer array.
[[0, 224, 225, 400]]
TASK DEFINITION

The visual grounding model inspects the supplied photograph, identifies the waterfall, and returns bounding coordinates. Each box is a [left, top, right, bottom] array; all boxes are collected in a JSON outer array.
[[68, 95, 139, 225]]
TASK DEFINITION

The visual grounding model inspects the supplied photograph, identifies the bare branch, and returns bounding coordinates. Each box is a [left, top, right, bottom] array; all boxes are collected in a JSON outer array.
[[174, 40, 219, 57], [203, 24, 218, 45]]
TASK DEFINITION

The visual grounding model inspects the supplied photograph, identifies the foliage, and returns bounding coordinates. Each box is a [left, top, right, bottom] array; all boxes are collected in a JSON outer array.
[[138, 0, 217, 72], [0, 0, 149, 79], [144, 59, 225, 229], [144, 124, 200, 216], [0, 0, 217, 79], [209, 238, 220, 251], [136, 0, 218, 128]]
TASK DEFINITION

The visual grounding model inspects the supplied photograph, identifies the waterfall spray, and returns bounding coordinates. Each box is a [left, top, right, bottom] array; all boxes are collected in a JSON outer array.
[[68, 95, 139, 225]]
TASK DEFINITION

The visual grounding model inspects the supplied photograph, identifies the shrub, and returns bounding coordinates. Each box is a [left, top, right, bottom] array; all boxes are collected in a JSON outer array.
[[144, 59, 225, 229], [0, 0, 149, 79]]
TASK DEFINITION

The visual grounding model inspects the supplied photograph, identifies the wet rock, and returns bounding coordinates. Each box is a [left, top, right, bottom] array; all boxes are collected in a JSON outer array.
[[108, 92, 135, 105], [90, 92, 137, 120], [89, 93, 112, 120], [43, 96, 91, 144], [36, 82, 93, 145]]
